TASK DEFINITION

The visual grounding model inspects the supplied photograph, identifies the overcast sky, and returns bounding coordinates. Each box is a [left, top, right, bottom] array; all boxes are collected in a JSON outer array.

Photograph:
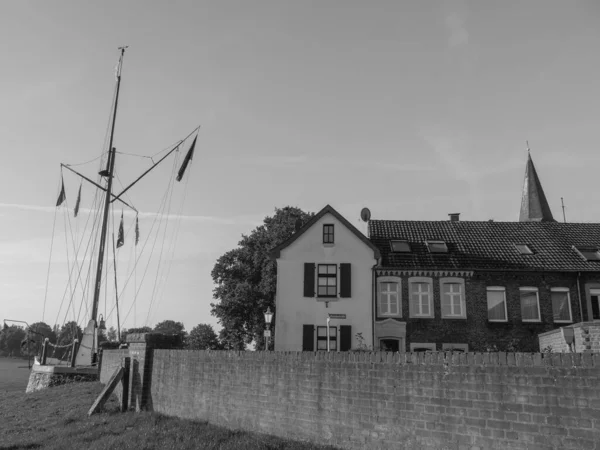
[[1, 1, 599, 334]]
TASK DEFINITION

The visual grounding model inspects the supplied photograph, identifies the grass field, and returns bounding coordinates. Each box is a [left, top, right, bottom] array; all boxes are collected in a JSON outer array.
[[0, 362, 337, 450], [0, 357, 32, 393]]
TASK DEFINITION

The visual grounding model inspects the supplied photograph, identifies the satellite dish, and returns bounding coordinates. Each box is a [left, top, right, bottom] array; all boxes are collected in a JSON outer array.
[[294, 218, 303, 232], [360, 207, 371, 222]]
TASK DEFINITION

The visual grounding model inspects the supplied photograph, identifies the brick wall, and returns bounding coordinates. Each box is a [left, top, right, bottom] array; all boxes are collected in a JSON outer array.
[[539, 322, 600, 353], [377, 271, 586, 352], [101, 349, 600, 449]]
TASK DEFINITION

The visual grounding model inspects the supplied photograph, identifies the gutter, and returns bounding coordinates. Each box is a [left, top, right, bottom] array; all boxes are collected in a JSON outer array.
[[576, 272, 584, 322]]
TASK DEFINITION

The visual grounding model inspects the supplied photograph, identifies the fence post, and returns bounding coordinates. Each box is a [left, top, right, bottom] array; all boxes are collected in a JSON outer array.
[[41, 338, 49, 365], [121, 356, 130, 412], [70, 339, 79, 368]]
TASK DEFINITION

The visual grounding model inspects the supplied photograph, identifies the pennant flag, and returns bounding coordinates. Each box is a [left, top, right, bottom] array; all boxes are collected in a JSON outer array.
[[176, 135, 197, 182], [117, 212, 124, 248], [135, 216, 140, 246], [74, 184, 82, 217], [56, 177, 66, 206]]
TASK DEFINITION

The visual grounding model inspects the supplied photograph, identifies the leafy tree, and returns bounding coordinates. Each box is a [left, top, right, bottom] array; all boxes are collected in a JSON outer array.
[[0, 325, 26, 356], [55, 321, 83, 359], [27, 322, 56, 357], [187, 324, 221, 350], [107, 326, 118, 342], [211, 206, 314, 349]]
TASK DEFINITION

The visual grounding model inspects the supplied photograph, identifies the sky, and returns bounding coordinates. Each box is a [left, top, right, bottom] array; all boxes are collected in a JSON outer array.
[[1, 1, 600, 335]]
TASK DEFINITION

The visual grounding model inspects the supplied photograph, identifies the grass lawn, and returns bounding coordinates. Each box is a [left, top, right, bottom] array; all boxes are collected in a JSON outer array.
[[0, 380, 338, 450], [0, 357, 32, 393]]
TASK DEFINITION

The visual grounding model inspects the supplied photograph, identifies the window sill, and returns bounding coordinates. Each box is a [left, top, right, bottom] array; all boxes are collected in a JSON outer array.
[[409, 315, 435, 319], [522, 320, 542, 323], [316, 297, 339, 302], [441, 316, 467, 320], [553, 320, 573, 324], [488, 320, 508, 323], [322, 243, 335, 248], [378, 314, 402, 319]]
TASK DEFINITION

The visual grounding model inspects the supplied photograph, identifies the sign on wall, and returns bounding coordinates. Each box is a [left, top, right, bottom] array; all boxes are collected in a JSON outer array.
[[328, 314, 346, 319]]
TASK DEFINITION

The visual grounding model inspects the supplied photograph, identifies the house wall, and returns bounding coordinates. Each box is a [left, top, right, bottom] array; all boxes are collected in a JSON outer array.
[[375, 271, 590, 352], [101, 348, 600, 450], [274, 212, 377, 351], [539, 322, 600, 352]]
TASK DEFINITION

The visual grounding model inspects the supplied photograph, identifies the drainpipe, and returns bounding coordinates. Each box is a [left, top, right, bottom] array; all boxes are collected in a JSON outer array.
[[371, 260, 380, 350], [576, 272, 584, 322]]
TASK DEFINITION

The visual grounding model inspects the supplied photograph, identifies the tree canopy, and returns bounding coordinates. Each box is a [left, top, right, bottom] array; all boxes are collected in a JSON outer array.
[[0, 325, 26, 356], [186, 324, 221, 350], [210, 206, 314, 349]]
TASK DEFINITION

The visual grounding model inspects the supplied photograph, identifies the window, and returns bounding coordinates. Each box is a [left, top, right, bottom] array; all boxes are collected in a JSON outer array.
[[378, 277, 401, 317], [590, 288, 600, 320], [380, 339, 400, 352], [440, 278, 466, 319], [551, 288, 572, 323], [520, 287, 541, 322], [442, 343, 468, 352], [573, 246, 600, 261], [323, 224, 334, 244], [487, 287, 507, 322], [409, 277, 433, 318], [317, 326, 337, 351], [410, 343, 436, 352], [317, 264, 337, 297], [426, 241, 448, 253], [390, 240, 411, 252], [514, 244, 533, 255]]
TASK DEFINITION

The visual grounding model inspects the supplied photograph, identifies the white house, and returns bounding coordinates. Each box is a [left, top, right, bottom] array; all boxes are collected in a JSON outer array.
[[270, 205, 381, 351]]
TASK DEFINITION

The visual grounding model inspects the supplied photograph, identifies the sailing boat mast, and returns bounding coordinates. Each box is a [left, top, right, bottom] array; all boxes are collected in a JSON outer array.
[[91, 46, 127, 324]]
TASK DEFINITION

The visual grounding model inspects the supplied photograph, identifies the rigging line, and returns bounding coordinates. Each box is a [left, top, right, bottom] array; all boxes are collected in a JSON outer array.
[[43, 176, 63, 323], [147, 152, 182, 326], [65, 152, 108, 168], [118, 171, 176, 326], [154, 157, 191, 317], [115, 173, 137, 212], [145, 154, 179, 326]]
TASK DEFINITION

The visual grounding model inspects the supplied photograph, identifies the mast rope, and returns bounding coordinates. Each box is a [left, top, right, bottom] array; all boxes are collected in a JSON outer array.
[[65, 152, 108, 168], [145, 150, 180, 326], [42, 174, 63, 323]]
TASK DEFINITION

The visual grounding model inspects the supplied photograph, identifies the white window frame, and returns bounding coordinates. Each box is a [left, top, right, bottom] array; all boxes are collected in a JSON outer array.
[[519, 287, 541, 323], [439, 277, 466, 319], [410, 343, 436, 352], [378, 276, 402, 318], [487, 286, 508, 322], [409, 277, 434, 318], [550, 287, 573, 323], [442, 343, 469, 352]]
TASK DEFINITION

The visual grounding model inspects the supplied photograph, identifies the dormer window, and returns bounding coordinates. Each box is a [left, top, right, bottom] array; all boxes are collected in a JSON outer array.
[[573, 246, 600, 261], [515, 244, 533, 255], [323, 224, 334, 244], [426, 241, 448, 253], [390, 240, 411, 252]]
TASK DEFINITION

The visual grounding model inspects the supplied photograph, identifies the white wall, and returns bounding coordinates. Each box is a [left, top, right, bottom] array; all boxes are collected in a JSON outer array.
[[274, 212, 377, 351]]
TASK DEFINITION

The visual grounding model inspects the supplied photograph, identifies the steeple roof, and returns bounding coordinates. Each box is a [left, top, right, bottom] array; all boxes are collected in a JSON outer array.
[[519, 153, 555, 222]]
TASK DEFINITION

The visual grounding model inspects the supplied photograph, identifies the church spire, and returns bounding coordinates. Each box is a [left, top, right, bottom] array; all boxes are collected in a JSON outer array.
[[519, 147, 555, 222]]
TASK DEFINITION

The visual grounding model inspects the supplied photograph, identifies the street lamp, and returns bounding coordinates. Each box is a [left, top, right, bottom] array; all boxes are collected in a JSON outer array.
[[264, 307, 273, 351]]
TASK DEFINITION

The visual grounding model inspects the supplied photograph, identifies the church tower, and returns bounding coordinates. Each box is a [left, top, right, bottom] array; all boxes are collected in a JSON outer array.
[[519, 151, 555, 222]]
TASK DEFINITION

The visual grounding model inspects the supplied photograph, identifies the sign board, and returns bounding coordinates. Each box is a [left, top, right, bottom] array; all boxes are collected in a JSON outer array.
[[263, 330, 271, 337], [328, 314, 346, 319]]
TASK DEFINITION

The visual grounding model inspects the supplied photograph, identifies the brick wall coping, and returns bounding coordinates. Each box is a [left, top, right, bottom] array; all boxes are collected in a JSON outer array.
[[149, 349, 600, 367], [538, 321, 600, 338]]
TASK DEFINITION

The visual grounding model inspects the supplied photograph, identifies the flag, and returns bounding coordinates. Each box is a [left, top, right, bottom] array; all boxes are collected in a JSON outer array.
[[135, 216, 139, 246], [176, 135, 197, 182], [117, 212, 124, 248], [74, 184, 82, 217], [56, 177, 66, 206]]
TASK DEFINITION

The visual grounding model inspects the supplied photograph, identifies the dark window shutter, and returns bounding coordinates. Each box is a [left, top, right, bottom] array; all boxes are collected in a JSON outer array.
[[340, 263, 351, 298], [303, 263, 315, 297], [302, 325, 314, 351], [340, 325, 352, 351], [592, 296, 600, 320]]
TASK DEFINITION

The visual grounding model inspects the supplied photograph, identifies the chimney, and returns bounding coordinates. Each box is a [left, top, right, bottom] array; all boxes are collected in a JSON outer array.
[[449, 213, 460, 222]]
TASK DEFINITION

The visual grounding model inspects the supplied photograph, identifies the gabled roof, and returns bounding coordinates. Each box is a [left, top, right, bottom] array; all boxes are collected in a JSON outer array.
[[369, 220, 600, 272], [519, 153, 555, 222], [269, 205, 381, 260]]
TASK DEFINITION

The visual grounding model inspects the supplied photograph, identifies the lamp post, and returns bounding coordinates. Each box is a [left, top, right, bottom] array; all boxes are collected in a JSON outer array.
[[264, 307, 273, 351]]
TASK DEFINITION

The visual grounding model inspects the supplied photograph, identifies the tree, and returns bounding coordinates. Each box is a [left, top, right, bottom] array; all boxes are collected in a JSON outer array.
[[0, 325, 26, 356], [28, 322, 57, 357], [55, 321, 83, 360], [211, 206, 314, 349], [107, 326, 118, 342], [187, 324, 221, 350]]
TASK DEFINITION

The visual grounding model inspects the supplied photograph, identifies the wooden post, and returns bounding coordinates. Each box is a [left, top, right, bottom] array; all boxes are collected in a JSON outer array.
[[121, 357, 130, 412], [70, 339, 79, 368], [41, 338, 49, 365]]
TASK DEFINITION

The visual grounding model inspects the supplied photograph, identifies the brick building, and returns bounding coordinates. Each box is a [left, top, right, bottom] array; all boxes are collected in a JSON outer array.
[[369, 153, 600, 352]]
